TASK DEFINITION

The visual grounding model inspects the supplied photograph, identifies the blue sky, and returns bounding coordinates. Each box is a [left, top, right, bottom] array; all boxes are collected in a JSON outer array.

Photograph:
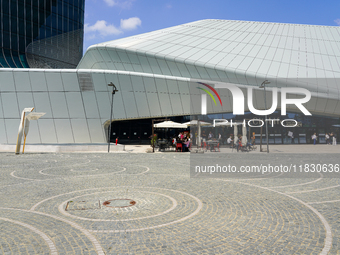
[[84, 0, 340, 52]]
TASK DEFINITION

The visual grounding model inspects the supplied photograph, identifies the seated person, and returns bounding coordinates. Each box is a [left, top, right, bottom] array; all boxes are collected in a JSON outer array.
[[237, 136, 242, 151], [227, 136, 233, 147], [183, 138, 191, 152]]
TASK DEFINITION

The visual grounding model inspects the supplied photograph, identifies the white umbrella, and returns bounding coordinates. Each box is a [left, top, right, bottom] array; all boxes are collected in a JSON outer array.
[[242, 125, 247, 146], [234, 125, 238, 144], [153, 121, 187, 128]]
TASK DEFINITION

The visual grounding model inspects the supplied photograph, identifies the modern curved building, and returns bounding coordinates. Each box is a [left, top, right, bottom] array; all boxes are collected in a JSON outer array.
[[0, 19, 339, 145], [0, 0, 84, 68]]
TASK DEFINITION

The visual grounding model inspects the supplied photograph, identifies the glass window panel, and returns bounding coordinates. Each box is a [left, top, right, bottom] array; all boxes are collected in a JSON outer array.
[[81, 92, 100, 118], [130, 75, 145, 91], [49, 92, 69, 118], [166, 79, 179, 94], [116, 50, 130, 63], [121, 91, 138, 118], [17, 93, 34, 114], [65, 92, 85, 118], [0, 52, 9, 68], [29, 71, 48, 91], [104, 72, 120, 91], [71, 119, 91, 143], [5, 119, 20, 144], [175, 62, 190, 77], [142, 77, 157, 92], [189, 93, 201, 115], [0, 71, 15, 91], [32, 92, 53, 118], [61, 72, 79, 91], [117, 74, 133, 92], [45, 71, 64, 91], [2, 93, 19, 118], [166, 61, 182, 77], [12, 51, 24, 68], [87, 119, 105, 143], [3, 14, 10, 32], [0, 119, 7, 144], [158, 94, 172, 116], [54, 119, 74, 143], [147, 57, 162, 74], [97, 48, 112, 63], [3, 49, 16, 67], [154, 78, 168, 93], [38, 119, 58, 143], [0, 95, 3, 118], [111, 92, 126, 120], [185, 64, 200, 79], [204, 66, 220, 81], [95, 91, 111, 119], [92, 72, 109, 92], [134, 92, 150, 118], [145, 92, 161, 117], [195, 66, 211, 80], [169, 94, 183, 115], [107, 50, 125, 70], [138, 55, 152, 73]]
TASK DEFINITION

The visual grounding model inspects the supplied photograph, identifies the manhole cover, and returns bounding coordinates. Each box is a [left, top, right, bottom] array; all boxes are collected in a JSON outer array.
[[103, 199, 136, 208]]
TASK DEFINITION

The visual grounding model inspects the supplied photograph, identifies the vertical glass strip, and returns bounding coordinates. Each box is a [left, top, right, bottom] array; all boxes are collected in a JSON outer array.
[[19, 54, 29, 68], [11, 50, 24, 68], [0, 49, 10, 67], [3, 49, 17, 67]]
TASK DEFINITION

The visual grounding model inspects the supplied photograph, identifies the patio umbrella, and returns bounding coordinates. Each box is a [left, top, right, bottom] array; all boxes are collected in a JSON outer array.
[[242, 125, 247, 145], [153, 121, 188, 128], [234, 125, 238, 144]]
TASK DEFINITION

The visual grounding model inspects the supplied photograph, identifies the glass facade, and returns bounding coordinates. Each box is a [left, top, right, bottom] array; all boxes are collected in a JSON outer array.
[[0, 0, 84, 68]]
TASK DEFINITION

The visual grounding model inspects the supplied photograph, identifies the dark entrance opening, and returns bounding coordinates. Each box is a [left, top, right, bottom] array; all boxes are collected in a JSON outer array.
[[109, 116, 190, 145]]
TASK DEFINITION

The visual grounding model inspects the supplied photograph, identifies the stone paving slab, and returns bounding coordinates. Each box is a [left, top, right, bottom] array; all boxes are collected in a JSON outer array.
[[0, 152, 339, 254]]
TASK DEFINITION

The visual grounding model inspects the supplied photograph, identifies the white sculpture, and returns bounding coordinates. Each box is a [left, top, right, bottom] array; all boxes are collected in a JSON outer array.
[[15, 108, 45, 154]]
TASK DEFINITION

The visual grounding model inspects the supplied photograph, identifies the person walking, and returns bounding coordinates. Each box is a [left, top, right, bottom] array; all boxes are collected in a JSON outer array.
[[332, 133, 337, 146], [312, 133, 317, 145], [325, 133, 330, 145], [330, 133, 334, 145]]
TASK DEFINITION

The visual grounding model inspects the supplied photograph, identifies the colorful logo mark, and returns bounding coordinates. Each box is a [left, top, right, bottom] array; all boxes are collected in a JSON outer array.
[[196, 82, 223, 106]]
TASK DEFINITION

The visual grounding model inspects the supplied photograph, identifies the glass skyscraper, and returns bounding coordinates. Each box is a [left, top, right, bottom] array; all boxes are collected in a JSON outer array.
[[0, 0, 85, 68]]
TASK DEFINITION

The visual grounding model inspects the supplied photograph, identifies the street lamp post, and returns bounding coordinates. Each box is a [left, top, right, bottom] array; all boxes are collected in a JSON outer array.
[[259, 80, 270, 153], [108, 82, 118, 153]]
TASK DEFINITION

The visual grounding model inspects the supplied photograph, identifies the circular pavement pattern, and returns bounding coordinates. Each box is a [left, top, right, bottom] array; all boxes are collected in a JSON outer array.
[[0, 153, 339, 254]]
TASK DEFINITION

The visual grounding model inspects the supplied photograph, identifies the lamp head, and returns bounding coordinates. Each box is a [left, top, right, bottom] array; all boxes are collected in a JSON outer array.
[[259, 80, 270, 88], [108, 82, 119, 93]]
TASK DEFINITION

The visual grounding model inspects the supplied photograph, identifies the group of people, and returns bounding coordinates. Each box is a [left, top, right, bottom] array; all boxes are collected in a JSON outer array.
[[311, 132, 337, 145], [325, 133, 337, 145], [225, 134, 256, 151], [173, 132, 191, 151]]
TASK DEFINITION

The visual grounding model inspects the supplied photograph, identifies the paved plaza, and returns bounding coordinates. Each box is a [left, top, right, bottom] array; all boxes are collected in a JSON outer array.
[[0, 146, 340, 254]]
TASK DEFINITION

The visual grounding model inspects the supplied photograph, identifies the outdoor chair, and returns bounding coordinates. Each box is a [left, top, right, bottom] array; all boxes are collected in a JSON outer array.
[[202, 141, 207, 151], [176, 143, 182, 152], [213, 143, 220, 152]]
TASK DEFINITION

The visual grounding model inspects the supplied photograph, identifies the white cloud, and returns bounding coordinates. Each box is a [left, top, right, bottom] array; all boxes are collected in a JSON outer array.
[[85, 20, 122, 36], [166, 4, 172, 9], [103, 0, 135, 8], [103, 0, 115, 6], [335, 19, 340, 26], [120, 17, 142, 30]]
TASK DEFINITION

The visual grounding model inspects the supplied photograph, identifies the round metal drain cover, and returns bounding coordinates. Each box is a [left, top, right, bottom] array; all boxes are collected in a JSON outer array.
[[103, 199, 136, 208]]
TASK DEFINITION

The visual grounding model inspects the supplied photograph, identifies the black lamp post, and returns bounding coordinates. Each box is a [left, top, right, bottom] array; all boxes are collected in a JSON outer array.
[[259, 80, 270, 153], [108, 82, 118, 153]]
